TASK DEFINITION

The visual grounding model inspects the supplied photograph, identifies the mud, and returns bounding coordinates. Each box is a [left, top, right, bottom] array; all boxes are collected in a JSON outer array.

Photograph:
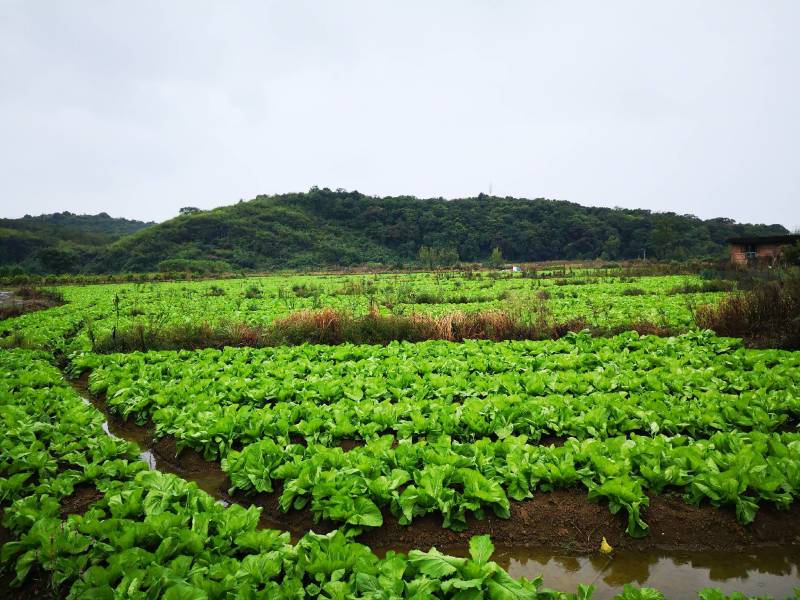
[[358, 489, 800, 555], [339, 438, 365, 451], [536, 434, 567, 447], [59, 483, 103, 519], [127, 428, 800, 556], [0, 289, 64, 320]]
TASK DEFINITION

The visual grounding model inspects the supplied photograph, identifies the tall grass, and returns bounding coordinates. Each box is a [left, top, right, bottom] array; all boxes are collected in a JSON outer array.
[[693, 271, 800, 349], [90, 307, 589, 352]]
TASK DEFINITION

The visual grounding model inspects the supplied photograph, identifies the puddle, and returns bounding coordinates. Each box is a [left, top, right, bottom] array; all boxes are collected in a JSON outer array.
[[494, 547, 800, 599], [69, 377, 800, 598]]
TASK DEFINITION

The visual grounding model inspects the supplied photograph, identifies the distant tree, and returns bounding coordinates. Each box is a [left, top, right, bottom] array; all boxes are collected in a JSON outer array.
[[488, 246, 504, 268], [35, 247, 78, 273], [437, 247, 459, 267], [179, 207, 201, 216], [417, 246, 459, 269], [10, 192, 786, 274], [601, 233, 621, 260], [418, 246, 433, 269], [782, 241, 800, 266]]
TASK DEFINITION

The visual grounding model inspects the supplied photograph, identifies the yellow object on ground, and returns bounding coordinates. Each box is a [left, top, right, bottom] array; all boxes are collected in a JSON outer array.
[[600, 537, 613, 554]]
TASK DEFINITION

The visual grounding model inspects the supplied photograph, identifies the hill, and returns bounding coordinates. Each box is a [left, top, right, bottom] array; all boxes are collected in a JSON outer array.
[[91, 190, 788, 273], [0, 212, 153, 274]]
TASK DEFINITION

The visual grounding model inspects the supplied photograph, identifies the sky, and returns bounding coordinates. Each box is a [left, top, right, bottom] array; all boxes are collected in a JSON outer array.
[[1, 1, 799, 229]]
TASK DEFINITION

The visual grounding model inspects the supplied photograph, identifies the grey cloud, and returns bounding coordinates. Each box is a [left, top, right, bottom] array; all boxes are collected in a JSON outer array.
[[1, 1, 798, 229]]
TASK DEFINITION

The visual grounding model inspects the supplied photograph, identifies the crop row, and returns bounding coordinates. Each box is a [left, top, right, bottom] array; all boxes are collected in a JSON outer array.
[[220, 429, 800, 537], [2, 348, 762, 599], [69, 332, 800, 537], [74, 332, 800, 448]]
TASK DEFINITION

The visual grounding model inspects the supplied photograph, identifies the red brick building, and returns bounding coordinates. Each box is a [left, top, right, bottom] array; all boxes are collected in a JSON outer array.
[[727, 234, 800, 265]]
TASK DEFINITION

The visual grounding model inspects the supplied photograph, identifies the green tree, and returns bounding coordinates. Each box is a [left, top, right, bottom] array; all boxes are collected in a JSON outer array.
[[437, 247, 459, 267], [418, 246, 433, 269], [782, 241, 800, 266], [601, 233, 621, 260], [488, 246, 504, 268]]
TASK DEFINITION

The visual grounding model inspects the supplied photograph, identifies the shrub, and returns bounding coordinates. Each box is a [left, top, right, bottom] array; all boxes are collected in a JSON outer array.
[[693, 270, 800, 349], [244, 285, 262, 299], [621, 287, 647, 296], [292, 284, 321, 298], [667, 280, 735, 295]]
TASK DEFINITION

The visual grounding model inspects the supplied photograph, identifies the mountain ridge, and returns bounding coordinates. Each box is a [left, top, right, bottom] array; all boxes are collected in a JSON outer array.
[[0, 193, 789, 273], [0, 211, 154, 274], [93, 190, 787, 273]]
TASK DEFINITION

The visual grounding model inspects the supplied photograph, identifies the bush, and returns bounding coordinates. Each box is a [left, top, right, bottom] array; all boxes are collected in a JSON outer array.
[[693, 270, 800, 349], [621, 287, 647, 296], [667, 280, 735, 295], [244, 285, 262, 299], [292, 284, 322, 298]]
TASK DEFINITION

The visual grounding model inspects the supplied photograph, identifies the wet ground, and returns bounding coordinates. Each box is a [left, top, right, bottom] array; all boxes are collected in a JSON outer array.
[[70, 376, 800, 598], [498, 547, 800, 599], [0, 288, 64, 320]]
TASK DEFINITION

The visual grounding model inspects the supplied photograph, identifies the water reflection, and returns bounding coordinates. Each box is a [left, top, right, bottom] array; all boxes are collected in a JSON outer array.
[[494, 546, 800, 599]]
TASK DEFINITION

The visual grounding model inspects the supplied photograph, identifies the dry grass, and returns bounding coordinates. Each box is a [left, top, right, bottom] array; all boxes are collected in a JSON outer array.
[[92, 307, 590, 352], [693, 272, 800, 349]]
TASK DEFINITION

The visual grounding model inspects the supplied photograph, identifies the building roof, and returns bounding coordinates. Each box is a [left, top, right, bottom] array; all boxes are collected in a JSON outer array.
[[727, 234, 800, 245]]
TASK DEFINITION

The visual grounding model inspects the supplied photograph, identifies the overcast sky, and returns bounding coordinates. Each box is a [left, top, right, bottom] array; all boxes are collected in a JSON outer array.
[[1, 1, 799, 229]]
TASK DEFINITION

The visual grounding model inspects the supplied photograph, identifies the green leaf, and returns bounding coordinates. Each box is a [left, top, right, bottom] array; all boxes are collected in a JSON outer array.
[[163, 583, 209, 600], [408, 547, 467, 578], [469, 535, 495, 566], [486, 568, 538, 599]]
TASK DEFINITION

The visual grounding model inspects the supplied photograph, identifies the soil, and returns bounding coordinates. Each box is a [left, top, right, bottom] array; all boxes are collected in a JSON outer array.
[[59, 483, 103, 518], [151, 435, 213, 473], [0, 564, 62, 600], [360, 489, 800, 554], [536, 434, 566, 447], [339, 438, 365, 451]]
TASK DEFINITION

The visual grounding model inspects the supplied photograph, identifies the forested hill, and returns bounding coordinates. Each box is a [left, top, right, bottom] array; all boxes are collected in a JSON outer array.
[[89, 190, 787, 273], [0, 212, 153, 274]]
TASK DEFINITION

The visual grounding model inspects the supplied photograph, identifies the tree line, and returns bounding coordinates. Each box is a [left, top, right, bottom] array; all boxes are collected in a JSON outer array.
[[0, 191, 789, 274]]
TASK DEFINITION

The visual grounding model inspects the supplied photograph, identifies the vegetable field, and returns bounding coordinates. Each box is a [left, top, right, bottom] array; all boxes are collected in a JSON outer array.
[[2, 268, 799, 599]]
